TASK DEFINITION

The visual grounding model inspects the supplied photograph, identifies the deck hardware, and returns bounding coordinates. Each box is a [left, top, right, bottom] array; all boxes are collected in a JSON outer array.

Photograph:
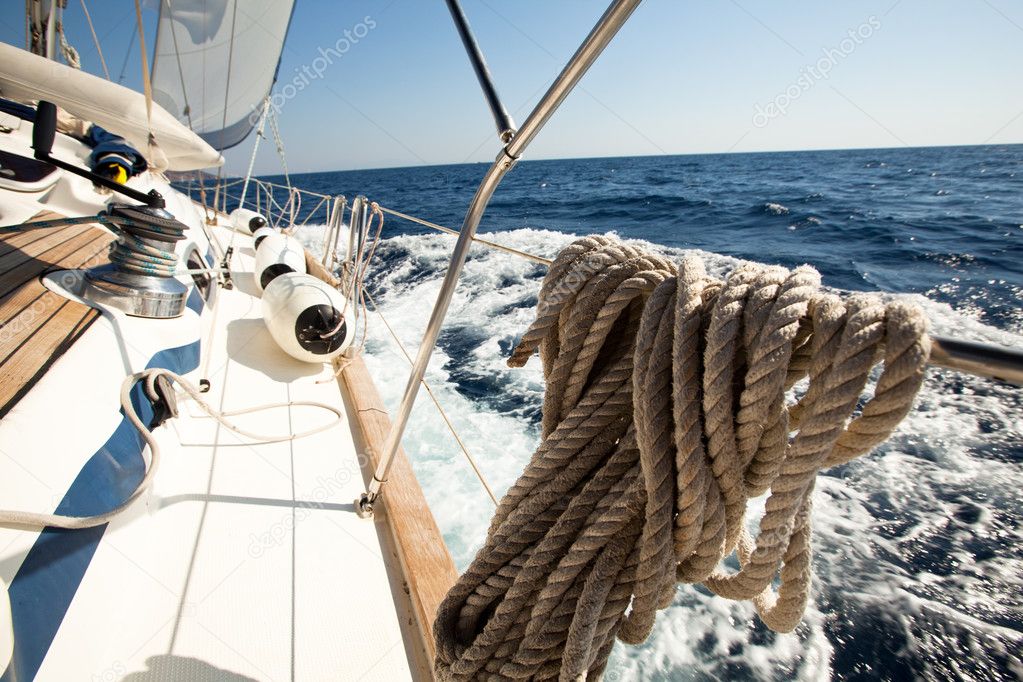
[[31, 100, 165, 209], [220, 246, 235, 290], [80, 203, 190, 318], [930, 335, 1023, 386], [355, 492, 374, 519]]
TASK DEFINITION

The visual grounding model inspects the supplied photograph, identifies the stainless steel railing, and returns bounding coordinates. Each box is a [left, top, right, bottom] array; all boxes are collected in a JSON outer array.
[[355, 0, 646, 516], [354, 0, 1021, 513], [320, 195, 348, 270]]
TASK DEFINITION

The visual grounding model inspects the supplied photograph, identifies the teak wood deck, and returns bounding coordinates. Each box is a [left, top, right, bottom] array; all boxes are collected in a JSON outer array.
[[0, 210, 112, 417]]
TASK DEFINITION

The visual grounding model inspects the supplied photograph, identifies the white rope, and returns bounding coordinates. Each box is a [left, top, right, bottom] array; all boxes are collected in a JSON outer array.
[[57, 15, 81, 69], [0, 369, 343, 530]]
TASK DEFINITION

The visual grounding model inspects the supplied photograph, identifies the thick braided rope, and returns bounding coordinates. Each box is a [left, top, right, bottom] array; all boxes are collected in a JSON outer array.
[[434, 238, 929, 680]]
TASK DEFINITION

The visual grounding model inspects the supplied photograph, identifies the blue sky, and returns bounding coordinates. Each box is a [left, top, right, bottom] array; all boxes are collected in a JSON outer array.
[[2, 1, 1021, 175]]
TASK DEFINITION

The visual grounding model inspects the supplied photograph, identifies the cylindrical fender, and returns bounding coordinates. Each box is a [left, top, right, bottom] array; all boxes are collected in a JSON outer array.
[[261, 272, 353, 362], [229, 208, 268, 234], [251, 225, 278, 251], [253, 232, 306, 292]]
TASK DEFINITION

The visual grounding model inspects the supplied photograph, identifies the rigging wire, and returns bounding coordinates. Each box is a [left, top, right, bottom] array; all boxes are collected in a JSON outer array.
[[238, 97, 271, 210], [267, 106, 292, 188], [376, 204, 553, 266], [363, 287, 498, 506], [161, 0, 194, 130], [213, 0, 240, 253], [78, 0, 109, 80], [116, 26, 135, 83]]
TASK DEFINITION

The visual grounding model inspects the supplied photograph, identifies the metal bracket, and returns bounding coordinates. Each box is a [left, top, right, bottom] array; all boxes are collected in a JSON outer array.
[[219, 246, 235, 290], [354, 492, 375, 519]]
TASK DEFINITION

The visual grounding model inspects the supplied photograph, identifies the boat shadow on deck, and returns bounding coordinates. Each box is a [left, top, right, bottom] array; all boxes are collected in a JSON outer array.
[[224, 317, 321, 382], [122, 654, 258, 681]]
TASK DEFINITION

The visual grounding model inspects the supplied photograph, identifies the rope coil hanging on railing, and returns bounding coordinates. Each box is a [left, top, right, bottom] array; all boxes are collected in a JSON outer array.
[[433, 235, 930, 681]]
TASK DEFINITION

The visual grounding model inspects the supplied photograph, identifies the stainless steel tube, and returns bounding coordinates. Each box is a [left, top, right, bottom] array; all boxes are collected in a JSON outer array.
[[321, 195, 347, 269], [344, 196, 368, 358], [358, 0, 644, 513], [506, 0, 643, 160], [445, 0, 516, 142], [929, 335, 1023, 386]]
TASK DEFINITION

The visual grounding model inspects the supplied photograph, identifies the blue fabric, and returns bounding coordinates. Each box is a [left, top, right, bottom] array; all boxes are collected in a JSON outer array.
[[0, 98, 148, 178], [0, 97, 36, 122], [83, 125, 148, 176]]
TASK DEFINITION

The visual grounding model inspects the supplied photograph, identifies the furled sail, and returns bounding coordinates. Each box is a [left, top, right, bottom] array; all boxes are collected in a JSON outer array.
[[151, 0, 295, 151]]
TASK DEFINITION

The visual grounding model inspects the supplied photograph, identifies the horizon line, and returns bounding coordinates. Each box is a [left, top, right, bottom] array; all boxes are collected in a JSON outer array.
[[218, 140, 1022, 179]]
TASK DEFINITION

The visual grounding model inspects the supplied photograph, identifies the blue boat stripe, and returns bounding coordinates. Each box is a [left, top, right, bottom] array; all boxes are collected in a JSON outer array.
[[1, 341, 200, 682], [186, 286, 204, 314]]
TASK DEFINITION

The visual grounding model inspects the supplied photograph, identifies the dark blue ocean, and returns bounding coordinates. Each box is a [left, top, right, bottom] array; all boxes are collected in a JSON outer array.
[[262, 144, 1023, 335], [215, 144, 1022, 681]]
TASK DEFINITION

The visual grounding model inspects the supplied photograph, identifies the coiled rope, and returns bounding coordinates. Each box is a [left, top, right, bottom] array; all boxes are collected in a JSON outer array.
[[433, 236, 930, 681], [104, 205, 187, 278]]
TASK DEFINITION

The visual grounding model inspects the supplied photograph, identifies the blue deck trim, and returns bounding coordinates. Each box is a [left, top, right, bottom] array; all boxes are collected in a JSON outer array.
[[186, 286, 204, 314], [1, 341, 200, 682]]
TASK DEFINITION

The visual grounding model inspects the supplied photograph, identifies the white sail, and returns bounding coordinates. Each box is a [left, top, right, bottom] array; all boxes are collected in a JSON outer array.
[[151, 0, 295, 151], [0, 42, 223, 170]]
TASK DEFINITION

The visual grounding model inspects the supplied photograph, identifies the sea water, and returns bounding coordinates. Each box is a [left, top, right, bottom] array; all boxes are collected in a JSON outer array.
[[241, 144, 1022, 681]]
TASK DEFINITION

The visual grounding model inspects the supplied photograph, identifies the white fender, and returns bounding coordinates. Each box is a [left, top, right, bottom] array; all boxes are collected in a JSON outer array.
[[262, 273, 353, 363], [251, 225, 277, 251], [253, 233, 306, 293], [230, 208, 268, 234]]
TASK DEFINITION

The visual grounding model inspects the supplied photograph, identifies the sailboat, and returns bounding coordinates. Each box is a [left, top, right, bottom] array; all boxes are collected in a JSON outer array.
[[1, 1, 1020, 680]]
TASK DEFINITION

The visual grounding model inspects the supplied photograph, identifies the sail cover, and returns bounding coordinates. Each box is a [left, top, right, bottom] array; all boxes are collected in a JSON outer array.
[[151, 0, 295, 151]]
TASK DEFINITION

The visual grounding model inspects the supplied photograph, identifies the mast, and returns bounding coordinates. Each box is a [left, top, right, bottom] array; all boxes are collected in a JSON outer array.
[[26, 0, 55, 58]]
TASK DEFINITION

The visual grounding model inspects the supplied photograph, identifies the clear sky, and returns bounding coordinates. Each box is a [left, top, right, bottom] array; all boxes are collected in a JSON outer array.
[[2, 1, 1021, 175]]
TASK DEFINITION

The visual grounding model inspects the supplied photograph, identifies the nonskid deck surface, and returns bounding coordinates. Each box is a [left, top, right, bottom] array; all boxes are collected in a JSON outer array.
[[0, 199, 413, 678]]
